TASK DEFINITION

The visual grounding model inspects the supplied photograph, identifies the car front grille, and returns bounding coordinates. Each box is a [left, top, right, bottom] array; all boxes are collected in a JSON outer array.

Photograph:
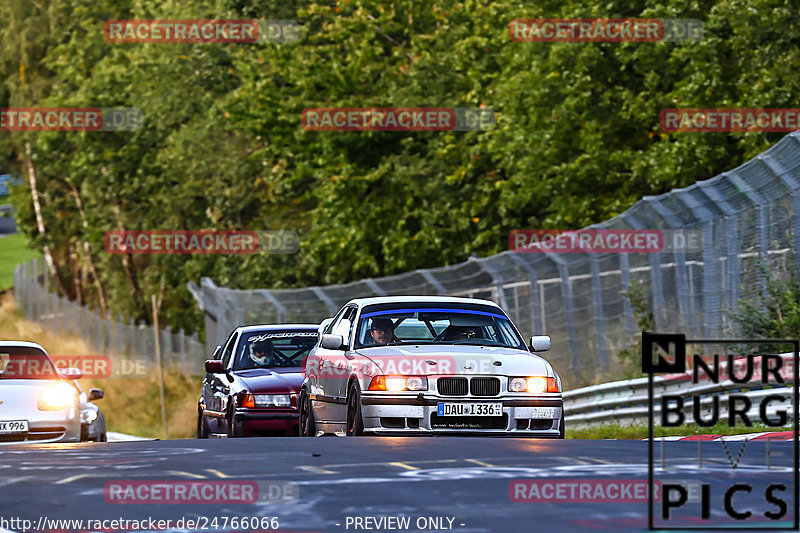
[[438, 377, 501, 396], [470, 377, 500, 396], [0, 426, 65, 443], [28, 426, 66, 440], [438, 377, 468, 396]]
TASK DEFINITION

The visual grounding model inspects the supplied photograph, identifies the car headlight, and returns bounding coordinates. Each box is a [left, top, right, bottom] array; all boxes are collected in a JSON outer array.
[[38, 382, 78, 411], [509, 377, 559, 393], [81, 409, 98, 424], [368, 376, 428, 392], [246, 394, 291, 407]]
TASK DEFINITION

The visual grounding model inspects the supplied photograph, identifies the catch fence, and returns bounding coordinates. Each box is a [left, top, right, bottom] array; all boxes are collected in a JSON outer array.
[[190, 132, 800, 389], [13, 258, 205, 375]]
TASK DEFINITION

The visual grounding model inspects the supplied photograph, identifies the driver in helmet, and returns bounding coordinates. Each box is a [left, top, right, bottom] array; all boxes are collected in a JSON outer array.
[[249, 340, 274, 367]]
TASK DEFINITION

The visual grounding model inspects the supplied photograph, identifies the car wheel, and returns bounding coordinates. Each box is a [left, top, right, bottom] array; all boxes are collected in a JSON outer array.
[[99, 432, 107, 442], [299, 389, 316, 437], [558, 414, 565, 439], [197, 409, 210, 439], [346, 382, 364, 436], [227, 404, 239, 438]]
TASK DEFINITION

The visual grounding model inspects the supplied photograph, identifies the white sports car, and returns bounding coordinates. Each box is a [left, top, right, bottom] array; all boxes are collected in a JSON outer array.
[[0, 341, 82, 444], [299, 296, 564, 438]]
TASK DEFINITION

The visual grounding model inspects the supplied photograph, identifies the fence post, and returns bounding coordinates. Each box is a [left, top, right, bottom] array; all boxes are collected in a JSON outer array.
[[701, 221, 722, 337], [152, 296, 169, 440], [192, 331, 200, 375], [589, 256, 609, 374], [618, 253, 635, 338], [179, 329, 186, 375]]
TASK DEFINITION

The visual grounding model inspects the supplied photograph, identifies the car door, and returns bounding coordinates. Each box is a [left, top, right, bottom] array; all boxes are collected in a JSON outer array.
[[200, 343, 223, 414], [208, 331, 238, 419], [313, 305, 355, 424], [329, 306, 358, 422]]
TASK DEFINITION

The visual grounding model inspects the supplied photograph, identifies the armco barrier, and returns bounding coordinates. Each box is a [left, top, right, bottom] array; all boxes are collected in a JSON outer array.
[[564, 352, 796, 428]]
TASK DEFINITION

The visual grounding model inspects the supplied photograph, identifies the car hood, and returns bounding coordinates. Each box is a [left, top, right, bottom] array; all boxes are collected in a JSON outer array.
[[0, 379, 68, 412], [235, 368, 303, 394], [352, 344, 554, 377]]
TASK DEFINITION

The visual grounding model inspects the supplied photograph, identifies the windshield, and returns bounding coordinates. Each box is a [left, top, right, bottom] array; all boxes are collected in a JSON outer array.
[[354, 305, 526, 350], [0, 347, 60, 379], [233, 330, 318, 371]]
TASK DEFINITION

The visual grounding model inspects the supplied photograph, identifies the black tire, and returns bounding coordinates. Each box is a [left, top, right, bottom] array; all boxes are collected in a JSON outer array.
[[299, 389, 316, 437], [558, 414, 565, 439], [197, 409, 209, 439], [346, 382, 364, 436], [99, 432, 107, 442]]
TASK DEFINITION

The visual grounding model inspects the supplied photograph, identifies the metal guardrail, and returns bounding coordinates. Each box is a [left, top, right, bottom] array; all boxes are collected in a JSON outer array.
[[564, 353, 796, 427]]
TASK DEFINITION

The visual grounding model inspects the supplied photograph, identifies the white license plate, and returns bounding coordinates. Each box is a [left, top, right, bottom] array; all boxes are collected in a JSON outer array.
[[0, 420, 28, 434], [437, 402, 503, 417], [531, 407, 556, 419]]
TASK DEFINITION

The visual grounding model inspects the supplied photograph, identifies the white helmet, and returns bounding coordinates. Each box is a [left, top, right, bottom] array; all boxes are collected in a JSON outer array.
[[249, 341, 273, 366]]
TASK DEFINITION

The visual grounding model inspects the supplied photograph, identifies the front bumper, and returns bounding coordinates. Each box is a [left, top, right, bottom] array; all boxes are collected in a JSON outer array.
[[360, 393, 563, 436], [0, 409, 81, 445], [233, 408, 299, 436]]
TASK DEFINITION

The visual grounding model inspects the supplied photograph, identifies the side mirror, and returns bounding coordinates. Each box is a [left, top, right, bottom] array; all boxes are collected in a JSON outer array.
[[321, 334, 345, 350], [205, 360, 224, 373], [88, 388, 104, 401], [211, 345, 222, 359], [59, 367, 83, 380], [318, 318, 333, 336], [530, 335, 551, 352]]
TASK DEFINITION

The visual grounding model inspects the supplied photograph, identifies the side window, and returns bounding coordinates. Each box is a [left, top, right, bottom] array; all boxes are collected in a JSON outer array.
[[331, 306, 357, 344], [344, 307, 357, 347], [221, 332, 239, 369], [325, 306, 348, 335]]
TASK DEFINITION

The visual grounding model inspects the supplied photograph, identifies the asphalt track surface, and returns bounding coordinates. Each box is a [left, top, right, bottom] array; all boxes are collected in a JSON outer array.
[[0, 437, 796, 533]]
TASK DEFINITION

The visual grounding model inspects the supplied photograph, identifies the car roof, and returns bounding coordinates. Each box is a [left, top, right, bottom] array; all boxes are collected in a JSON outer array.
[[0, 340, 48, 352], [345, 295, 503, 308], [236, 324, 319, 333]]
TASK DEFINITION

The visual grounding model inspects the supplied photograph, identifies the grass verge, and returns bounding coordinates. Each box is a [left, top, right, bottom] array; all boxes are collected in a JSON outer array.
[[569, 421, 794, 439], [83, 370, 199, 439], [0, 233, 40, 291]]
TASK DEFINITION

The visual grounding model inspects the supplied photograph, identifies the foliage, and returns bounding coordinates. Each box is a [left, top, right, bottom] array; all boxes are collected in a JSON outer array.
[[615, 279, 655, 379], [569, 420, 793, 440]]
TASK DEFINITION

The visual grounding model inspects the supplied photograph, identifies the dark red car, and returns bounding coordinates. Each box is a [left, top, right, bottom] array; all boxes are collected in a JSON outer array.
[[197, 324, 318, 437]]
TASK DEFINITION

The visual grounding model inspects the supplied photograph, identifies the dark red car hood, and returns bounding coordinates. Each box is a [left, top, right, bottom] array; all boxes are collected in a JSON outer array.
[[235, 367, 303, 394]]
